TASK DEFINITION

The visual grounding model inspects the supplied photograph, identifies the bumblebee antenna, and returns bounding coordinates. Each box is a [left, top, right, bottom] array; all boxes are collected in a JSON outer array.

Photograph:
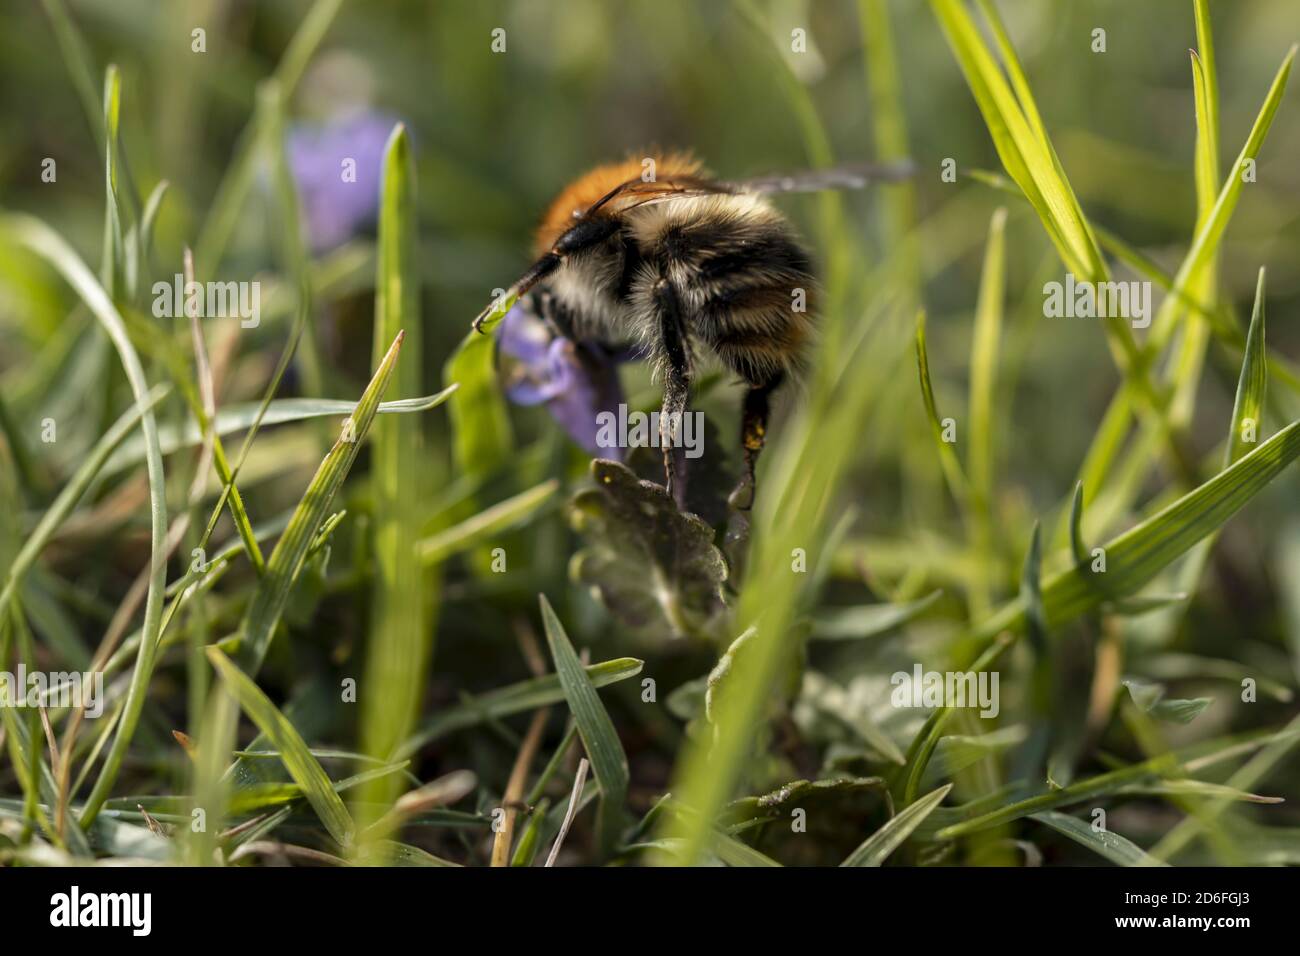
[[471, 252, 561, 333]]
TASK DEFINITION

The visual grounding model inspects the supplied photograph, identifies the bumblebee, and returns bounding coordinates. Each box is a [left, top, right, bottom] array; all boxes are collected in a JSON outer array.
[[473, 152, 910, 510]]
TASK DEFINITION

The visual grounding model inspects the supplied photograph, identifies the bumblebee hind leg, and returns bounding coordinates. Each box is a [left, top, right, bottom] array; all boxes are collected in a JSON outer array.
[[652, 278, 692, 509], [729, 372, 783, 512]]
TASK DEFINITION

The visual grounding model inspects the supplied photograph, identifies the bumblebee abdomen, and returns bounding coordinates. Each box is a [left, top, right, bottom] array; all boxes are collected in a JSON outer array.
[[629, 194, 816, 385]]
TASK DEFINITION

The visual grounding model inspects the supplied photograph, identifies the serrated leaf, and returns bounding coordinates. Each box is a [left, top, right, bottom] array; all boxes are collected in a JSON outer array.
[[570, 459, 728, 639]]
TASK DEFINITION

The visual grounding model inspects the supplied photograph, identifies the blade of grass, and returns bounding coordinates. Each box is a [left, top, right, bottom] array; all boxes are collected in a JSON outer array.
[[916, 310, 970, 507], [968, 207, 1007, 615], [0, 216, 170, 833], [418, 479, 558, 565], [1030, 810, 1167, 866], [842, 784, 951, 866], [0, 386, 169, 620], [1226, 268, 1267, 466], [396, 658, 643, 758], [206, 647, 354, 847], [237, 331, 407, 673], [903, 420, 1300, 795], [538, 595, 629, 857], [102, 389, 456, 477], [357, 124, 430, 843]]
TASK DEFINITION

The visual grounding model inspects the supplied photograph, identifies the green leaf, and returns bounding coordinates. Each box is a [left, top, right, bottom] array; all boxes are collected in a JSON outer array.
[[206, 647, 354, 847], [444, 328, 513, 478], [237, 332, 406, 672], [841, 784, 951, 866], [570, 459, 729, 639], [1030, 810, 1167, 867], [397, 657, 643, 759], [539, 594, 629, 857]]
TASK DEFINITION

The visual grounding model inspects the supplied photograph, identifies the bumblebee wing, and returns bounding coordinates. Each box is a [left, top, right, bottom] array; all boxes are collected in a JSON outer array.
[[585, 174, 730, 214], [722, 160, 915, 195]]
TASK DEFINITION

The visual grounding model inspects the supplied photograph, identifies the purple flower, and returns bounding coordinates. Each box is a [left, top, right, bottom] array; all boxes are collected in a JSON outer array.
[[287, 111, 401, 252], [497, 300, 628, 457]]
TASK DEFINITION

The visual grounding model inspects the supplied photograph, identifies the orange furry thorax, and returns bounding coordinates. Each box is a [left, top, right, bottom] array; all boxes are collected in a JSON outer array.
[[533, 151, 705, 255]]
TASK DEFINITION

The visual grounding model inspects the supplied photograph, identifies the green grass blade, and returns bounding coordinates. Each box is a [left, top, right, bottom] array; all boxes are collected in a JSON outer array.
[[841, 784, 951, 866], [915, 310, 970, 507], [0, 385, 168, 620], [1146, 44, 1295, 356], [0, 215, 170, 832], [206, 647, 354, 847], [930, 0, 1106, 283], [397, 658, 643, 759], [102, 389, 456, 477], [1227, 268, 1267, 466], [539, 594, 629, 857], [358, 123, 429, 841], [968, 207, 1007, 615], [1030, 810, 1167, 866], [418, 479, 558, 565], [968, 207, 1007, 509], [100, 65, 124, 296], [237, 332, 406, 673], [1011, 421, 1300, 637]]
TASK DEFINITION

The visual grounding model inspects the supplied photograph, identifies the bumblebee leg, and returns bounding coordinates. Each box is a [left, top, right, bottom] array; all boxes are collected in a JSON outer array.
[[652, 278, 692, 509], [729, 374, 783, 511]]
